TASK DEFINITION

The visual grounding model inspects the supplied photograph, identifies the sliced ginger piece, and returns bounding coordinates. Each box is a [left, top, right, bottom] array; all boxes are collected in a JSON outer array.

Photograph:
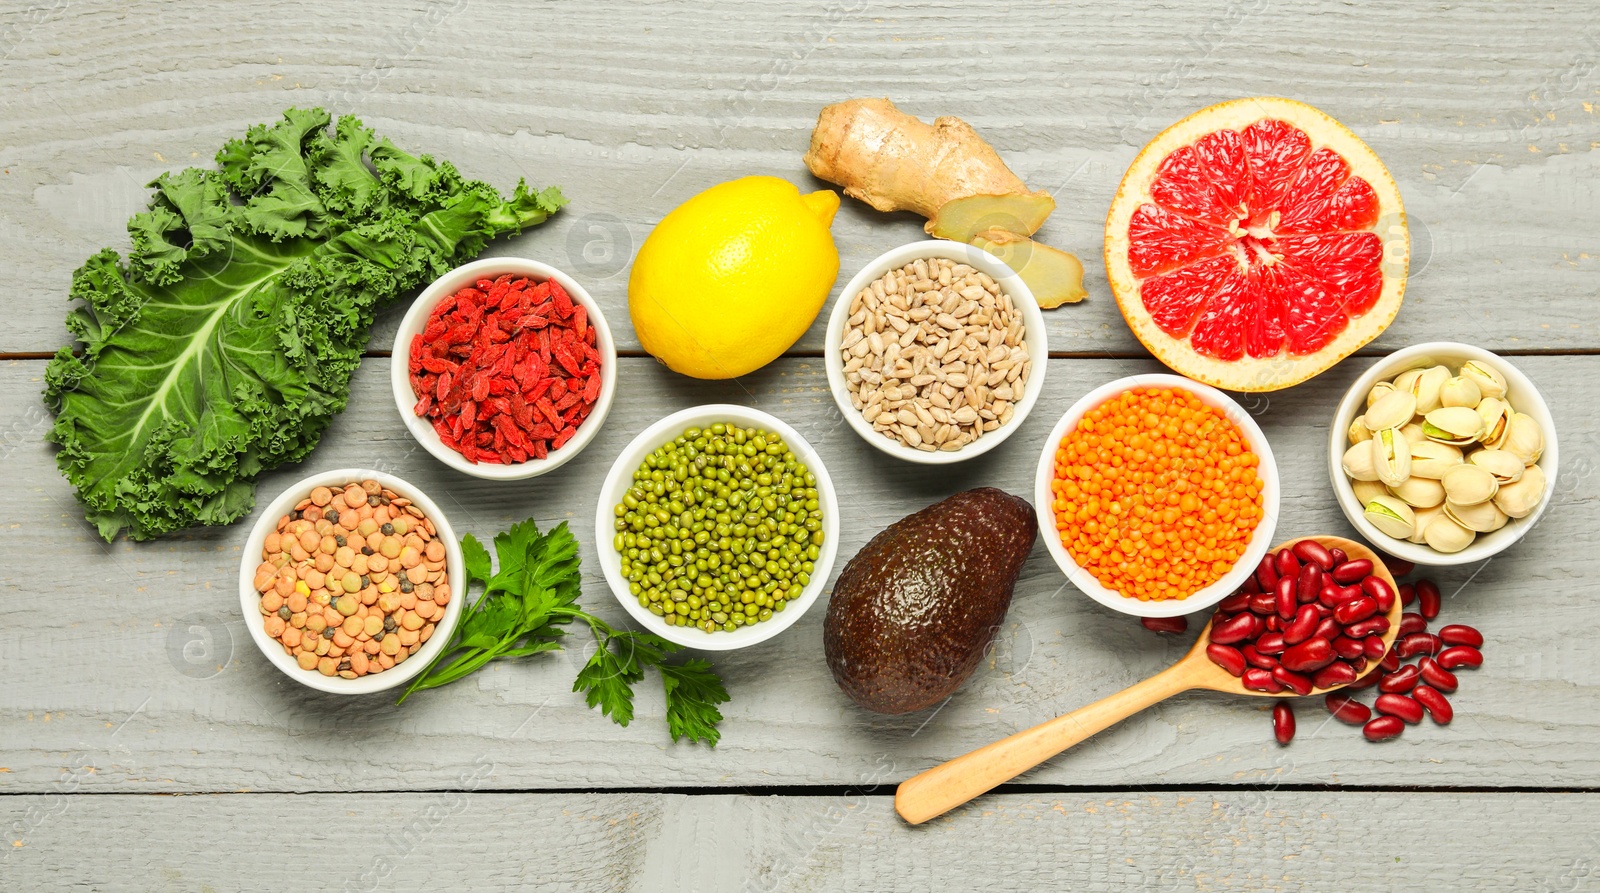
[[971, 229, 1087, 309], [927, 192, 1055, 242]]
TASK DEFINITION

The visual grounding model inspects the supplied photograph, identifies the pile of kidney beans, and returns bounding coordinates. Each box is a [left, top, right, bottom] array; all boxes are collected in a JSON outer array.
[[1140, 543, 1483, 744]]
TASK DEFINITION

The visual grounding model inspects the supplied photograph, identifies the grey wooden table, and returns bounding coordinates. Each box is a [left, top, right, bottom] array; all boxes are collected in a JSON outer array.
[[3, 1, 1598, 890]]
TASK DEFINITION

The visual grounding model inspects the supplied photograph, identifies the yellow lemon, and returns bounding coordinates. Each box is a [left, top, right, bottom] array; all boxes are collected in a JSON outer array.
[[629, 176, 840, 379]]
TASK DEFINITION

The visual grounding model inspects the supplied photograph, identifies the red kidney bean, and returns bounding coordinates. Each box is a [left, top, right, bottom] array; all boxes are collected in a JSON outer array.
[[1255, 632, 1286, 655], [1349, 668, 1383, 691], [1349, 655, 1368, 676], [1397, 632, 1444, 659], [1249, 592, 1279, 616], [1380, 648, 1400, 672], [1243, 667, 1285, 693], [1242, 574, 1262, 595], [1207, 643, 1246, 677], [1141, 616, 1188, 634], [1418, 657, 1458, 692], [1219, 592, 1251, 614], [1312, 662, 1358, 690], [1243, 644, 1277, 671], [1329, 547, 1348, 567], [1375, 693, 1425, 724], [1363, 715, 1406, 741], [1331, 558, 1373, 584], [1361, 576, 1396, 613], [1296, 562, 1324, 606], [1413, 685, 1453, 724], [1363, 635, 1388, 661], [1379, 664, 1420, 693], [1344, 615, 1391, 638], [1283, 605, 1320, 646], [1282, 638, 1336, 673], [1399, 612, 1428, 637], [1437, 645, 1483, 670], [1340, 583, 1364, 602], [1274, 548, 1301, 579], [1398, 582, 1416, 607], [1293, 540, 1335, 571], [1318, 583, 1344, 609], [1276, 576, 1299, 620], [1210, 613, 1260, 645], [1331, 636, 1365, 660], [1381, 555, 1416, 578], [1273, 700, 1296, 744], [1438, 624, 1483, 648], [1313, 617, 1342, 643], [1326, 693, 1372, 725], [1334, 596, 1379, 626], [1272, 665, 1314, 696], [1265, 615, 1283, 632], [1255, 554, 1279, 592], [1417, 579, 1442, 620]]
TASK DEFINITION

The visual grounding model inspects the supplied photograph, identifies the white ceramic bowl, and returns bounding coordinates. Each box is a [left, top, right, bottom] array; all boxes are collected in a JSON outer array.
[[389, 256, 617, 480], [1033, 374, 1281, 619], [1328, 342, 1559, 567], [239, 469, 466, 695], [594, 404, 840, 651], [824, 240, 1048, 464]]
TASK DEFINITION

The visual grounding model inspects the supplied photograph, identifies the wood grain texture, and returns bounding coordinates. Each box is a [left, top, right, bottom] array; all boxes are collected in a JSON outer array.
[[2, 355, 1594, 793], [3, 790, 1597, 891], [1, 0, 1598, 357]]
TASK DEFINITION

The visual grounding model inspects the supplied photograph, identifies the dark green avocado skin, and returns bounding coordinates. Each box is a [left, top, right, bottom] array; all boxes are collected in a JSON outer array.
[[823, 488, 1037, 715]]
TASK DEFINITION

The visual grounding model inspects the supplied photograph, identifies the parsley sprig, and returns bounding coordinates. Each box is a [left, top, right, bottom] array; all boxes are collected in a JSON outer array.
[[397, 518, 729, 746]]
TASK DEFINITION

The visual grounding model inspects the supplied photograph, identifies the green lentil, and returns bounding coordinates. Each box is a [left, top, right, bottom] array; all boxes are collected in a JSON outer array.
[[615, 423, 823, 635]]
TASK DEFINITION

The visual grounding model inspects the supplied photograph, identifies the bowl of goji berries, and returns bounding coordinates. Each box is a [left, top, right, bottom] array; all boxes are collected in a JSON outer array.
[[392, 257, 617, 479]]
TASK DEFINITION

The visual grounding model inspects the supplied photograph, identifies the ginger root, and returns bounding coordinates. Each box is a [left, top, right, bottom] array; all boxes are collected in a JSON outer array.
[[971, 229, 1087, 308], [804, 97, 1085, 309]]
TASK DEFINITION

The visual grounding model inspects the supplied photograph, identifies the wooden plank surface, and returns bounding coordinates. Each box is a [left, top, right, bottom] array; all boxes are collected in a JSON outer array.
[[4, 790, 1597, 891], [1, 0, 1598, 358], [2, 355, 1594, 792]]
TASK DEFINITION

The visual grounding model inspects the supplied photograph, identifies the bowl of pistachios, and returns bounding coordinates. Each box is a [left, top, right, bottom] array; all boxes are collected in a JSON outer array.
[[1329, 342, 1558, 566]]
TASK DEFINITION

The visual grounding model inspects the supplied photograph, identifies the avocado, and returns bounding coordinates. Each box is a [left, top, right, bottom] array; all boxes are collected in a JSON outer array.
[[823, 487, 1037, 714]]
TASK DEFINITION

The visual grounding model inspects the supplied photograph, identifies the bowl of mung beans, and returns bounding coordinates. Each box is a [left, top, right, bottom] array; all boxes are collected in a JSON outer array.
[[595, 404, 840, 651], [239, 469, 465, 694], [825, 240, 1049, 465]]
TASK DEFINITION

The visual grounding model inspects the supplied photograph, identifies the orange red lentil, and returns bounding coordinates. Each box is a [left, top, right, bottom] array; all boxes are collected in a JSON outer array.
[[253, 479, 451, 679], [1049, 387, 1263, 601]]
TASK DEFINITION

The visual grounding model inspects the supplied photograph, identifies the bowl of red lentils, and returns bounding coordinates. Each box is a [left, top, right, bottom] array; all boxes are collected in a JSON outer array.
[[1033, 374, 1280, 619], [390, 256, 617, 480], [239, 469, 465, 694]]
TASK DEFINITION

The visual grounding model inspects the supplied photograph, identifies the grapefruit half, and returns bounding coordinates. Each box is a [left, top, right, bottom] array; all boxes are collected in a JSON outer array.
[[1106, 98, 1407, 392]]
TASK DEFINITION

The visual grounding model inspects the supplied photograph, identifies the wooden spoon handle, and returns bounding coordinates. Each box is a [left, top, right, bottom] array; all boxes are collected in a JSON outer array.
[[894, 661, 1198, 824]]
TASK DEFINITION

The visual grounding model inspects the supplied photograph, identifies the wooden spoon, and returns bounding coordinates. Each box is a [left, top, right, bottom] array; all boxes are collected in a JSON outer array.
[[894, 536, 1401, 825]]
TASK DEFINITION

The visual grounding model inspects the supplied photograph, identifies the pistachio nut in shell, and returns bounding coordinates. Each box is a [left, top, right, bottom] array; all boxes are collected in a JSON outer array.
[[1475, 397, 1510, 446], [1409, 440, 1464, 479], [1371, 427, 1413, 487], [1423, 513, 1477, 554], [1423, 406, 1484, 446], [1348, 417, 1373, 445], [1342, 442, 1380, 482], [1392, 368, 1424, 396], [1366, 380, 1396, 409], [1440, 375, 1482, 409], [1400, 422, 1427, 446], [1389, 475, 1446, 509], [1364, 494, 1417, 540], [1408, 504, 1444, 544], [1441, 463, 1499, 506], [1445, 498, 1508, 534], [1411, 365, 1452, 415], [1364, 390, 1418, 432], [1353, 478, 1389, 507], [1493, 463, 1546, 519], [1469, 449, 1525, 484], [1460, 360, 1508, 400], [1500, 412, 1545, 465]]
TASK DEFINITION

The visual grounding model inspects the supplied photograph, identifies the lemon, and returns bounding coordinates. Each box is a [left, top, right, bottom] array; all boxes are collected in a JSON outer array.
[[629, 176, 840, 379]]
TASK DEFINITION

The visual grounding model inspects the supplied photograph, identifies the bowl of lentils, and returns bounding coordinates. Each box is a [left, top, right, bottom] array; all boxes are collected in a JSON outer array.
[[595, 404, 840, 650]]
